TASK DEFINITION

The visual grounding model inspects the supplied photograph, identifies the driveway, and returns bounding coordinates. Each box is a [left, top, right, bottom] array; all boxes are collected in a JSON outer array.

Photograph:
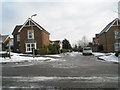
[[2, 53, 119, 89]]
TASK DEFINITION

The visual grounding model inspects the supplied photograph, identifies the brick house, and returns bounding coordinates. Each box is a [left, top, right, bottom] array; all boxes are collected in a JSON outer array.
[[12, 18, 50, 53], [92, 18, 120, 52], [0, 34, 11, 51], [91, 34, 99, 52]]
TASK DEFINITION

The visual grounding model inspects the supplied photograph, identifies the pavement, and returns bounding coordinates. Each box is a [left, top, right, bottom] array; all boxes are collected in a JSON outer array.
[[1, 53, 119, 89]]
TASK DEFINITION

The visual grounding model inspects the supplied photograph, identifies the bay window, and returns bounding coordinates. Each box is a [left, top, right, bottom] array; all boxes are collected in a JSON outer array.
[[26, 43, 36, 53]]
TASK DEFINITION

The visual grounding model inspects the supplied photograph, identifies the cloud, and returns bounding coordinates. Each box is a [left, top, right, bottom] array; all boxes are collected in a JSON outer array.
[[1, 0, 119, 3], [0, 2, 2, 34], [1, 0, 119, 44]]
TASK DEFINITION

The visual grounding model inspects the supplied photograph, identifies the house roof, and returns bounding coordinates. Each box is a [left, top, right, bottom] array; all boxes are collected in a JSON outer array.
[[0, 34, 9, 44], [12, 25, 22, 35], [30, 18, 50, 34], [50, 40, 61, 43], [99, 18, 120, 35], [12, 18, 50, 35]]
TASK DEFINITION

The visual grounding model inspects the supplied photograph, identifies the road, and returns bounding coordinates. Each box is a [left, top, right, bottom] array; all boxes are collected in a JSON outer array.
[[1, 53, 119, 89]]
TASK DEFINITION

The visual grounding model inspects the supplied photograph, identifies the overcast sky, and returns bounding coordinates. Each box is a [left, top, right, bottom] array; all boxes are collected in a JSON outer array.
[[1, 0, 119, 44]]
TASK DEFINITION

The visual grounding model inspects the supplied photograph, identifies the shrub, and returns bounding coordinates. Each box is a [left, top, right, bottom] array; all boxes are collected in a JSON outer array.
[[61, 49, 72, 53], [53, 44, 61, 54], [48, 44, 57, 54], [44, 46, 51, 54], [12, 50, 21, 53], [37, 48, 46, 55], [37, 44, 61, 55]]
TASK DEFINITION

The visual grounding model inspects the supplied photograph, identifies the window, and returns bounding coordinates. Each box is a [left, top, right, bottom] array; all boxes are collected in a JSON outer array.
[[26, 43, 36, 52], [115, 31, 120, 39], [28, 30, 34, 39], [17, 34, 20, 41], [114, 43, 120, 51]]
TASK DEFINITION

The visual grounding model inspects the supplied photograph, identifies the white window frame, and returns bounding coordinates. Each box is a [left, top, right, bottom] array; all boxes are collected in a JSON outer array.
[[25, 43, 36, 53], [114, 31, 120, 39], [114, 43, 120, 51], [28, 30, 34, 39], [17, 34, 20, 41]]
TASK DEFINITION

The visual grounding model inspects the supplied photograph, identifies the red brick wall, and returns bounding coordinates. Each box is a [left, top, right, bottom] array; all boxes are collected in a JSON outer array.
[[20, 27, 30, 53], [105, 26, 116, 52], [34, 27, 43, 49], [19, 26, 49, 53], [41, 31, 50, 48], [13, 34, 20, 52], [98, 24, 120, 52], [98, 33, 107, 52]]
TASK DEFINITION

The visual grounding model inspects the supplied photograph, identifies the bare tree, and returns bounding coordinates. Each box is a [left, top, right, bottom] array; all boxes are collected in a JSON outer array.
[[77, 36, 89, 48], [82, 36, 89, 46]]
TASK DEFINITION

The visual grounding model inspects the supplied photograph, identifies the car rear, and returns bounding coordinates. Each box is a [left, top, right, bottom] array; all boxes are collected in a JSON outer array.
[[82, 47, 92, 55]]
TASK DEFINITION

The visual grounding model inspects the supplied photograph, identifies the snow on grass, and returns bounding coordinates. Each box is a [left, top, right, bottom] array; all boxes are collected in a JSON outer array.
[[92, 52, 105, 57], [98, 53, 119, 63], [45, 54, 61, 58], [0, 52, 58, 63], [93, 52, 119, 63]]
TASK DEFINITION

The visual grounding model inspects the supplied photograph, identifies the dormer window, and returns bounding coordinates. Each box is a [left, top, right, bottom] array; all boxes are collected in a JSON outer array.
[[28, 30, 34, 39]]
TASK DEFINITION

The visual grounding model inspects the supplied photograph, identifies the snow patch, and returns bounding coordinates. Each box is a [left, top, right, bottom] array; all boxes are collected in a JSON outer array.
[[64, 52, 82, 57], [92, 52, 105, 57], [98, 53, 119, 63], [0, 52, 58, 63], [3, 76, 119, 82], [93, 52, 119, 63], [45, 54, 61, 58]]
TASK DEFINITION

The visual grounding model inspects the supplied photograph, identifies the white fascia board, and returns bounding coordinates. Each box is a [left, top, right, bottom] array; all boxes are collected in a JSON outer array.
[[2, 36, 9, 44], [105, 19, 118, 33], [18, 18, 30, 32], [18, 18, 43, 32]]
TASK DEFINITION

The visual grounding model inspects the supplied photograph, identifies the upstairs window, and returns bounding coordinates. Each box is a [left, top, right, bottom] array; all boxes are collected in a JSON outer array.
[[28, 30, 34, 39], [115, 31, 120, 39], [17, 34, 20, 41]]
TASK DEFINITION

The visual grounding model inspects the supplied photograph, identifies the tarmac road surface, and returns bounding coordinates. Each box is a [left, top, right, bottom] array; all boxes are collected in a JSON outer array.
[[1, 53, 119, 89]]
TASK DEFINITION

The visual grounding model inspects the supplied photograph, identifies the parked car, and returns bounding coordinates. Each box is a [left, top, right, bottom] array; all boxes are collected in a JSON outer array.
[[82, 47, 92, 55]]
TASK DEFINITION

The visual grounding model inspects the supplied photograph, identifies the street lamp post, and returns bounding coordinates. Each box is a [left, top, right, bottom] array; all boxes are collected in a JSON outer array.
[[116, 4, 120, 52], [31, 14, 37, 19], [31, 14, 37, 58], [118, 24, 120, 52], [8, 39, 11, 59]]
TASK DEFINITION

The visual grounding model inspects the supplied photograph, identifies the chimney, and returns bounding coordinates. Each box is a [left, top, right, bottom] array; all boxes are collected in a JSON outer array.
[[118, 1, 120, 19], [95, 34, 99, 38]]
